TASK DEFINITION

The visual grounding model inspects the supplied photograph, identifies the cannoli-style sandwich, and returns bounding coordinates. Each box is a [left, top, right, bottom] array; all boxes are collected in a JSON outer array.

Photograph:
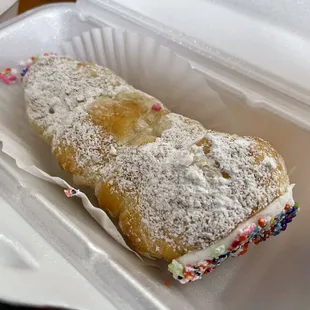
[[23, 55, 298, 283]]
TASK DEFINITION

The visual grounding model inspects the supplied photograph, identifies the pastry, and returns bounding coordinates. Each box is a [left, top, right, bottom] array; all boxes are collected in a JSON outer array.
[[23, 55, 299, 283]]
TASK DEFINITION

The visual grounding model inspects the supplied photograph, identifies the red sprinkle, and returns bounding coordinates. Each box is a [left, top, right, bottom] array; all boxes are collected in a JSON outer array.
[[239, 235, 247, 242], [0, 74, 11, 85], [238, 248, 248, 256], [284, 204, 291, 211], [152, 104, 162, 111], [164, 280, 170, 286], [231, 240, 240, 248], [5, 68, 11, 72], [258, 217, 267, 227]]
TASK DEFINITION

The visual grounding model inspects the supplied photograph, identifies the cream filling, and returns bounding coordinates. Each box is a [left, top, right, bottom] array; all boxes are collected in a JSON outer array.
[[177, 184, 295, 266]]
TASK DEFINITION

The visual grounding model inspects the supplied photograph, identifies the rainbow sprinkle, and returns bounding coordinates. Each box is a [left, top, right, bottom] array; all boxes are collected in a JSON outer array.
[[0, 68, 17, 85], [0, 53, 57, 85], [64, 187, 80, 198], [169, 202, 299, 283]]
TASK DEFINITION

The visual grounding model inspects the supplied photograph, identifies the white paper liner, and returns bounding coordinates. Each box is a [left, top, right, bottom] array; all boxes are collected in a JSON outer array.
[[0, 27, 231, 260]]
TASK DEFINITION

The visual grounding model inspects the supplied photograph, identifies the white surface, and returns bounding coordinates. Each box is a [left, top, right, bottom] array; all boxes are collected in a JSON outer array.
[[76, 0, 310, 132], [0, 151, 116, 310], [102, 0, 310, 96], [0, 2, 310, 310]]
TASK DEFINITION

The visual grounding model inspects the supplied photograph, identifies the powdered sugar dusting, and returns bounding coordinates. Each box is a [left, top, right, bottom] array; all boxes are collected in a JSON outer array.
[[24, 56, 132, 180], [24, 56, 132, 141], [101, 113, 287, 252], [24, 56, 289, 257], [262, 156, 277, 170]]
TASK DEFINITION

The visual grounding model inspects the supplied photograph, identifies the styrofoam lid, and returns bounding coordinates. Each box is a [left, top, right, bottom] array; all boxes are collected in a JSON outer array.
[[77, 0, 310, 108]]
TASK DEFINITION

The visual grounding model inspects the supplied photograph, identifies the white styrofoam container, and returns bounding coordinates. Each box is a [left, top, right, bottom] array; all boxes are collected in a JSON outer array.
[[0, 1, 309, 309]]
